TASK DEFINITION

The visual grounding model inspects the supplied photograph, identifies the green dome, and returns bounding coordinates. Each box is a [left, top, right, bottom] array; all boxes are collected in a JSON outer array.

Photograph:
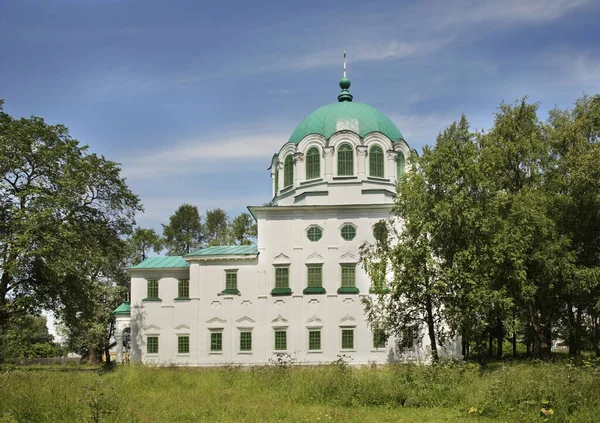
[[288, 101, 405, 145]]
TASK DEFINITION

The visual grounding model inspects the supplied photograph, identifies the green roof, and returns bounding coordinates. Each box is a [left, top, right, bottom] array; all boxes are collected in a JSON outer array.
[[288, 102, 404, 145], [185, 245, 258, 257], [286, 78, 404, 146], [112, 302, 130, 315], [130, 256, 190, 269]]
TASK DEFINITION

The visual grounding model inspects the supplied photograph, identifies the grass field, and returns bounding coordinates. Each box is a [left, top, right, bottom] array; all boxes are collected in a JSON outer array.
[[1, 360, 599, 422]]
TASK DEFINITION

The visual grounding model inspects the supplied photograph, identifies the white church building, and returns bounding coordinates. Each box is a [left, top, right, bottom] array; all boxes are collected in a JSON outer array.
[[112, 73, 461, 365]]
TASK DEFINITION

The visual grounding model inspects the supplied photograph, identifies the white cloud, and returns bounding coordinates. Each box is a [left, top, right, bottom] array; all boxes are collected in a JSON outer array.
[[434, 0, 589, 28], [121, 127, 290, 181]]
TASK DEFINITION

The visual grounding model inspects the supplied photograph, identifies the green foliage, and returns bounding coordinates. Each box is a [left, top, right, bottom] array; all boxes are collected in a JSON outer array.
[[230, 212, 257, 245], [203, 208, 230, 246], [361, 94, 600, 362], [0, 362, 599, 422], [161, 204, 202, 255], [0, 100, 141, 362], [126, 227, 162, 264], [0, 315, 58, 359]]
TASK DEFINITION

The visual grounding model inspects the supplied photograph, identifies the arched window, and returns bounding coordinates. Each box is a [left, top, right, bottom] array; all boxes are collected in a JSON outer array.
[[274, 167, 279, 196], [369, 145, 384, 177], [397, 152, 405, 180], [284, 155, 294, 187], [337, 143, 354, 176], [306, 147, 320, 180]]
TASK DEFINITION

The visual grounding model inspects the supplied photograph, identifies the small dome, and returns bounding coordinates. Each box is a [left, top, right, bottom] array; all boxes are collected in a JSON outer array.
[[288, 101, 405, 145]]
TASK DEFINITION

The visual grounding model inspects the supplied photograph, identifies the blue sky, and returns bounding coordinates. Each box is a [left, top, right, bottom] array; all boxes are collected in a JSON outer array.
[[1, 0, 599, 233]]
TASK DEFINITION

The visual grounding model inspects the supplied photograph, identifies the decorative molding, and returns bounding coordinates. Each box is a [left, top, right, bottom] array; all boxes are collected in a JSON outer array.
[[306, 252, 324, 264], [210, 301, 222, 307], [306, 315, 324, 328], [308, 299, 320, 305], [274, 299, 285, 307], [386, 149, 398, 160], [323, 146, 335, 157], [356, 145, 368, 156], [273, 253, 291, 265], [174, 324, 190, 330], [271, 314, 289, 327], [343, 298, 355, 305], [206, 317, 227, 329], [235, 316, 256, 326], [340, 314, 357, 327], [339, 252, 357, 263], [338, 222, 357, 230], [293, 152, 304, 162], [240, 300, 252, 307], [143, 324, 161, 331]]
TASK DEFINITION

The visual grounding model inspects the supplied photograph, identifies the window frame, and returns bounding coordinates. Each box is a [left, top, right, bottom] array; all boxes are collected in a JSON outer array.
[[305, 147, 321, 180], [240, 331, 252, 352], [272, 265, 292, 296], [373, 329, 387, 349], [223, 270, 239, 294], [396, 152, 405, 180], [177, 279, 189, 299], [340, 224, 357, 241], [337, 143, 354, 176], [341, 329, 354, 350], [306, 225, 323, 242], [146, 336, 159, 354], [369, 144, 385, 178], [274, 166, 279, 196], [308, 330, 321, 351], [338, 264, 359, 294], [177, 335, 190, 354], [283, 154, 294, 188], [210, 331, 223, 352], [146, 279, 159, 300], [274, 330, 287, 351]]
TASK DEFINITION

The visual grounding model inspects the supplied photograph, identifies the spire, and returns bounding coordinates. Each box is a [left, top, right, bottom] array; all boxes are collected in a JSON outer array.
[[338, 50, 353, 102]]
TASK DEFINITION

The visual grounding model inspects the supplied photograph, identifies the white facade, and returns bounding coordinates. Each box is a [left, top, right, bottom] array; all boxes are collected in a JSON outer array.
[[116, 81, 462, 366]]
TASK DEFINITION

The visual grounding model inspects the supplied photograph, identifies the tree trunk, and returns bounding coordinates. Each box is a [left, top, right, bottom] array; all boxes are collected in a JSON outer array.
[[497, 325, 503, 360], [594, 311, 600, 358], [575, 309, 582, 356], [530, 306, 551, 359], [512, 330, 517, 359], [488, 330, 493, 358], [567, 301, 577, 357], [477, 335, 487, 370], [425, 295, 438, 362]]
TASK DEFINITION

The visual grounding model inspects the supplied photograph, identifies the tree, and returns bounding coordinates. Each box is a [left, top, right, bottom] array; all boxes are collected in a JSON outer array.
[[0, 100, 141, 362], [127, 227, 163, 265], [1, 314, 58, 359], [162, 204, 202, 255], [545, 95, 600, 357], [230, 212, 257, 245], [203, 208, 230, 246]]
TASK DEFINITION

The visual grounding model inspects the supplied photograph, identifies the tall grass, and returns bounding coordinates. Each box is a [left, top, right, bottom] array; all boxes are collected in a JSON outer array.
[[1, 360, 599, 422]]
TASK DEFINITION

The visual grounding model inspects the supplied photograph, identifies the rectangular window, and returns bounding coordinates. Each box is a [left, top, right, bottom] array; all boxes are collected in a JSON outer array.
[[275, 267, 289, 288], [147, 280, 159, 299], [226, 271, 238, 291], [240, 331, 252, 351], [178, 280, 189, 298], [274, 330, 287, 350], [341, 265, 356, 287], [147, 336, 158, 354], [373, 329, 387, 349], [210, 332, 222, 352], [308, 330, 321, 350], [307, 265, 322, 288], [178, 336, 189, 354], [342, 329, 354, 349]]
